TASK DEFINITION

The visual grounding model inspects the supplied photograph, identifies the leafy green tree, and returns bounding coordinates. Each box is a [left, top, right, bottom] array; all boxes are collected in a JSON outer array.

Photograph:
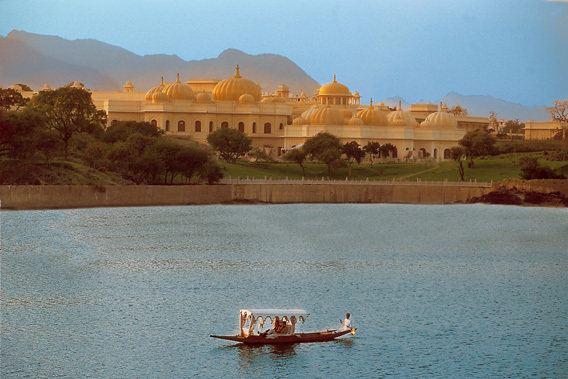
[[303, 132, 343, 178], [198, 160, 224, 184], [503, 119, 525, 134], [84, 141, 108, 169], [206, 128, 252, 163], [177, 144, 211, 184], [450, 146, 466, 181], [519, 157, 564, 180], [283, 148, 307, 177], [0, 88, 27, 111], [459, 129, 496, 168], [0, 109, 45, 159], [363, 141, 380, 167], [103, 121, 163, 143], [379, 143, 396, 159], [342, 141, 365, 177], [29, 87, 103, 160], [33, 128, 60, 168]]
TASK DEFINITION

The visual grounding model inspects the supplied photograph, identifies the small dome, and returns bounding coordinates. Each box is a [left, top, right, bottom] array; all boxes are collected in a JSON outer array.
[[145, 77, 165, 100], [239, 93, 255, 104], [152, 91, 168, 103], [342, 108, 353, 118], [388, 101, 419, 127], [212, 66, 262, 102], [347, 117, 364, 125], [292, 117, 307, 125], [196, 91, 212, 103], [310, 106, 345, 125], [319, 75, 351, 96], [356, 100, 389, 126], [353, 91, 361, 98], [41, 83, 52, 91], [299, 91, 308, 100], [261, 97, 273, 103], [162, 74, 195, 101], [124, 80, 133, 88], [421, 103, 457, 129], [300, 105, 319, 122]]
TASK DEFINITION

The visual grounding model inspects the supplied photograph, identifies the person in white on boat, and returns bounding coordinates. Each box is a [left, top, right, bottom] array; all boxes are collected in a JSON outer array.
[[339, 313, 351, 331]]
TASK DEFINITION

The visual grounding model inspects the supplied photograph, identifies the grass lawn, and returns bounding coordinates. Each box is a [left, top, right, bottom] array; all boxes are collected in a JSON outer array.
[[221, 153, 568, 183]]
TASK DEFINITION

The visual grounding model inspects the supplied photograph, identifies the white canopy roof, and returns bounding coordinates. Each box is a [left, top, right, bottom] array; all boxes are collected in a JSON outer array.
[[240, 309, 309, 321]]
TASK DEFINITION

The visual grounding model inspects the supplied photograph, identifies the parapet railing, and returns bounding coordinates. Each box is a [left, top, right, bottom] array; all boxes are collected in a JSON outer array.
[[220, 177, 493, 188]]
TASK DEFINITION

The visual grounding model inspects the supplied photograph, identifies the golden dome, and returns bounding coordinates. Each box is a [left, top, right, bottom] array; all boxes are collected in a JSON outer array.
[[353, 91, 361, 98], [196, 91, 212, 103], [41, 83, 52, 91], [261, 97, 273, 103], [152, 91, 167, 103], [300, 105, 319, 121], [319, 75, 351, 96], [212, 66, 262, 102], [388, 101, 419, 127], [145, 77, 165, 101], [162, 74, 195, 101], [124, 80, 133, 88], [342, 108, 353, 118], [239, 93, 255, 104], [356, 100, 389, 126], [310, 106, 345, 125], [347, 117, 364, 125], [421, 103, 457, 129], [299, 91, 308, 100], [292, 117, 307, 125]]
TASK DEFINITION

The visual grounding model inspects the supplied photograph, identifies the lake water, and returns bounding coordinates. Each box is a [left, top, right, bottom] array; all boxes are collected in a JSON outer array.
[[1, 204, 567, 378]]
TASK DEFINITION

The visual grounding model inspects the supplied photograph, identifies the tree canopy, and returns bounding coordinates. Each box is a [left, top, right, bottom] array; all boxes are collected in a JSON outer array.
[[303, 132, 343, 178], [363, 141, 380, 167], [0, 88, 27, 111], [547, 100, 568, 123], [206, 128, 252, 163], [343, 141, 365, 177], [459, 129, 496, 168], [29, 87, 104, 159], [283, 148, 307, 177]]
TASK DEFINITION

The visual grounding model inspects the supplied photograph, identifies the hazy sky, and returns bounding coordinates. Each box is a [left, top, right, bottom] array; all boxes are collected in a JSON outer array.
[[1, 0, 567, 106]]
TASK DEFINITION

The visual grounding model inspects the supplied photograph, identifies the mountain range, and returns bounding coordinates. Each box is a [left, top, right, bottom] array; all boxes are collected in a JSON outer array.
[[0, 30, 551, 121]]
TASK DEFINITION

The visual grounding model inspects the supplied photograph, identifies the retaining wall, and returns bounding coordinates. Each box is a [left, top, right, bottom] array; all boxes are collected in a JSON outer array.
[[0, 183, 492, 210]]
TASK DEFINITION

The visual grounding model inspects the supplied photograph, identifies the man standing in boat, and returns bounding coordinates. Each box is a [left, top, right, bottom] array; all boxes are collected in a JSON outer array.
[[340, 313, 351, 331]]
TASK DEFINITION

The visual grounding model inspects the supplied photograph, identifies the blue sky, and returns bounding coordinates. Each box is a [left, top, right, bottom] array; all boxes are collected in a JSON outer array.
[[1, 0, 566, 106]]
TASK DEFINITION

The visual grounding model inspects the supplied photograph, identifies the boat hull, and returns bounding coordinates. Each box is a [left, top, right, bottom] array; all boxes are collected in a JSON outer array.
[[210, 329, 352, 344]]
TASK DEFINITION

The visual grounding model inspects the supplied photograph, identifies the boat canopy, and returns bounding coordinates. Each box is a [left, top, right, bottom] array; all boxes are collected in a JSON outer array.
[[238, 309, 310, 336]]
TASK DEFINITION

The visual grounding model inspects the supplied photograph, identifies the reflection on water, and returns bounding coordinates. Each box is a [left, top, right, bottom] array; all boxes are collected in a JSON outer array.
[[2, 204, 567, 378]]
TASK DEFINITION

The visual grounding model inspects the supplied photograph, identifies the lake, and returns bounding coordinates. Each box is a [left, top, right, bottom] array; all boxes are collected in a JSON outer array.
[[1, 204, 567, 377]]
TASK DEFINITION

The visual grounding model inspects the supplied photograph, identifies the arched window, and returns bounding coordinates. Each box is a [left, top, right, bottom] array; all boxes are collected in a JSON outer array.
[[209, 121, 214, 132], [434, 148, 438, 159], [264, 123, 271, 134], [238, 122, 245, 132], [221, 121, 229, 129], [252, 122, 257, 133], [444, 149, 451, 159], [279, 123, 284, 130], [195, 121, 201, 132], [178, 120, 185, 132], [151, 119, 157, 127], [165, 120, 170, 132]]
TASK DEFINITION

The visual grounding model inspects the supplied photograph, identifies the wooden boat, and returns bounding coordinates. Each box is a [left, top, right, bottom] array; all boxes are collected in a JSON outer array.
[[210, 309, 355, 345]]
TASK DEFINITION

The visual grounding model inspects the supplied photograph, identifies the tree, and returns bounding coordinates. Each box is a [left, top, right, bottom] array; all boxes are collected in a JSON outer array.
[[103, 120, 163, 143], [0, 88, 27, 111], [0, 108, 46, 159], [450, 146, 466, 181], [283, 148, 307, 177], [342, 141, 365, 177], [206, 128, 252, 163], [459, 129, 496, 168], [489, 111, 499, 132], [198, 160, 224, 184], [503, 119, 525, 135], [177, 144, 211, 184], [302, 132, 343, 178], [363, 141, 380, 167], [379, 143, 396, 159], [519, 157, 564, 180], [448, 104, 468, 116], [546, 100, 568, 123], [29, 87, 103, 160]]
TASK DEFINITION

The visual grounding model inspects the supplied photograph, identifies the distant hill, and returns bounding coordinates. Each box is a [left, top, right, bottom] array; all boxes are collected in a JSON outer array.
[[0, 30, 551, 121], [383, 92, 550, 122], [0, 30, 320, 96]]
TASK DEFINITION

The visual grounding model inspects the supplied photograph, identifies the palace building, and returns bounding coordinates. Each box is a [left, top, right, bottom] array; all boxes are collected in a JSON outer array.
[[83, 66, 490, 160]]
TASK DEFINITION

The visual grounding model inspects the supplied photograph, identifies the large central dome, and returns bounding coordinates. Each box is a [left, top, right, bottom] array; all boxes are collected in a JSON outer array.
[[212, 66, 262, 102], [318, 75, 351, 96]]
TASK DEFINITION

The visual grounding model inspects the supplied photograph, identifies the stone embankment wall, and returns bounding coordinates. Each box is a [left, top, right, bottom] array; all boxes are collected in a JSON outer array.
[[0, 183, 492, 210], [495, 179, 568, 196]]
